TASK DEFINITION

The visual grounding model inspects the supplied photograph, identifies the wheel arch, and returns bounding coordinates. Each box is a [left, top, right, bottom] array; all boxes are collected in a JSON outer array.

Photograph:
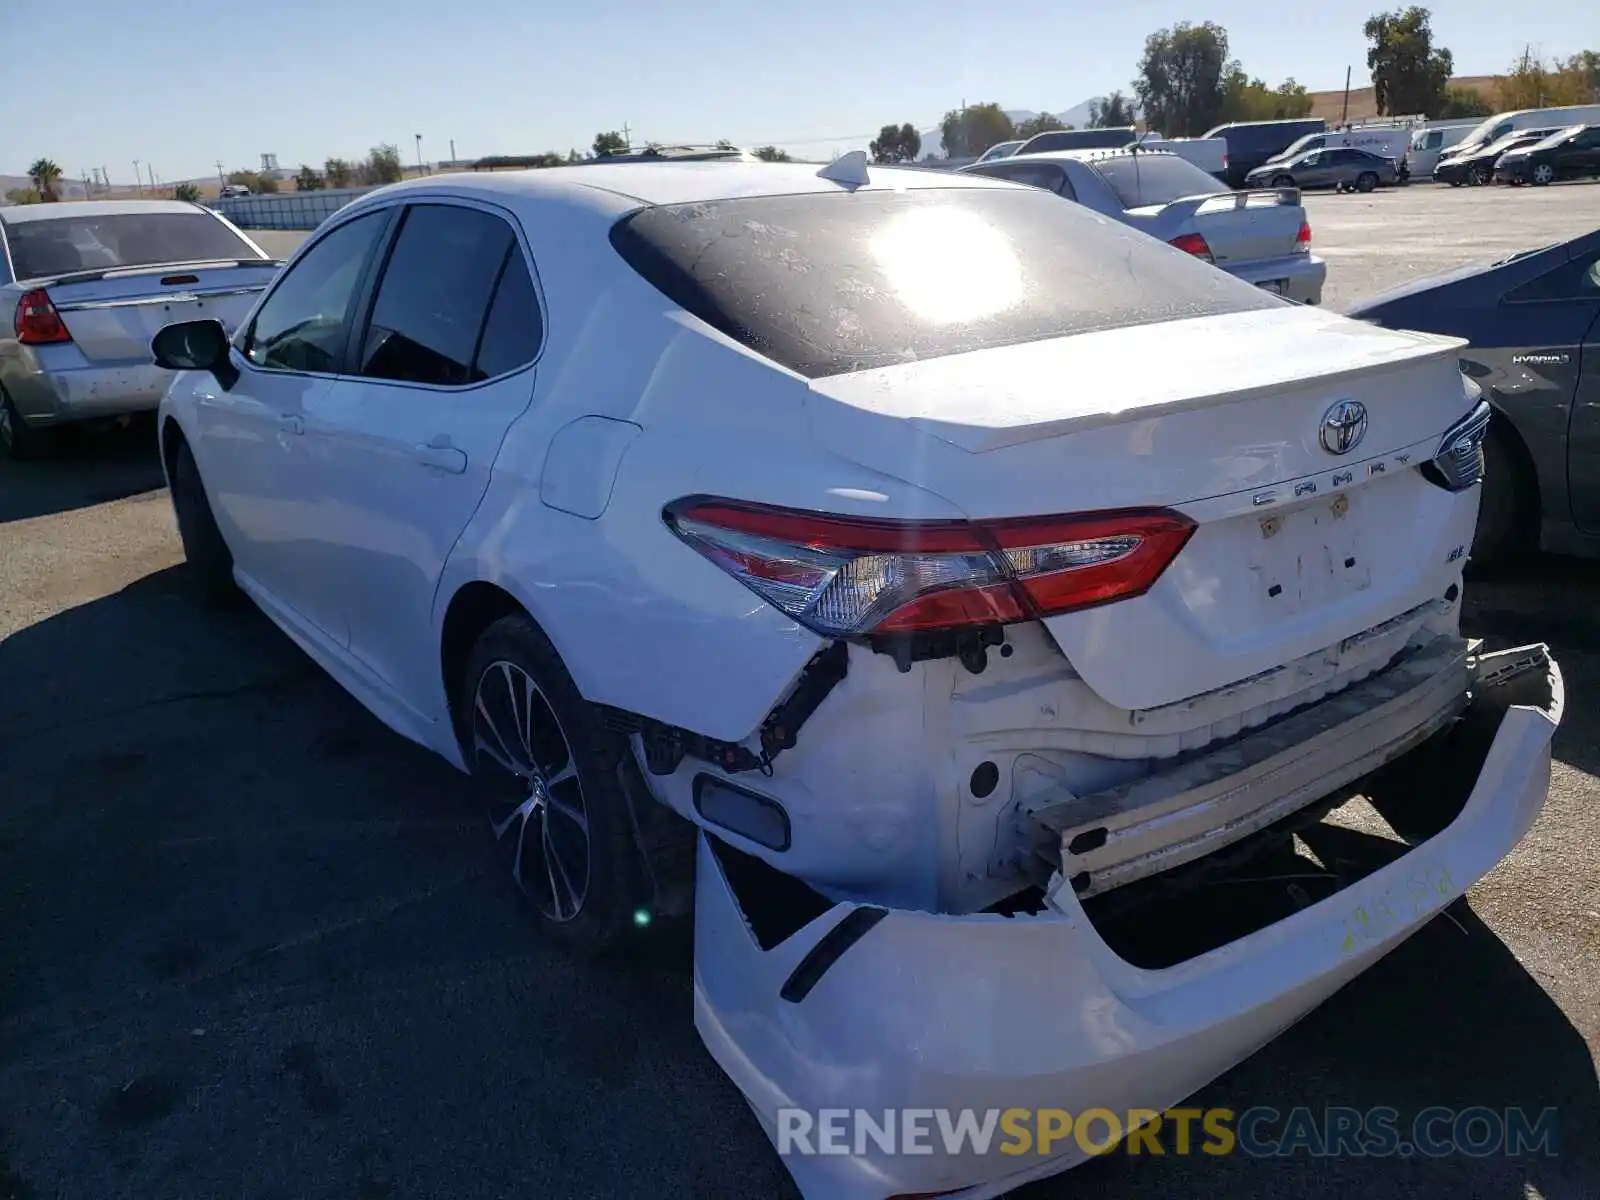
[[438, 580, 537, 747], [1486, 399, 1543, 538], [159, 413, 188, 482]]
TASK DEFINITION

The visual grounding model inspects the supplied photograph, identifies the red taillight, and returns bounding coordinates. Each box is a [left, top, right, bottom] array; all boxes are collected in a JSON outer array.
[[1296, 220, 1312, 250], [13, 289, 70, 345], [1167, 232, 1214, 263], [664, 499, 1195, 637]]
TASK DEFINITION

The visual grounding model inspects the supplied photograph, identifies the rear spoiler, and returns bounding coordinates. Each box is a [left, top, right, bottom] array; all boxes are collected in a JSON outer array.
[[1157, 187, 1301, 220], [29, 258, 283, 288]]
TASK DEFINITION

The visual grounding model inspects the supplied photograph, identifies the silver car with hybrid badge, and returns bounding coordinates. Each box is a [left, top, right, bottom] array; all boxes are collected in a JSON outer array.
[[0, 200, 279, 459], [963, 147, 1325, 304]]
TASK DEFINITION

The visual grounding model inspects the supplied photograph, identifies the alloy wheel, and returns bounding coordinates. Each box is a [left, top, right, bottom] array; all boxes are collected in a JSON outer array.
[[1532, 164, 1555, 185], [471, 659, 592, 923]]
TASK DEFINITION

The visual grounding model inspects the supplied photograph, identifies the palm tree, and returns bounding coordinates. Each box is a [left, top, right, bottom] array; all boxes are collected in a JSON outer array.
[[28, 158, 63, 202]]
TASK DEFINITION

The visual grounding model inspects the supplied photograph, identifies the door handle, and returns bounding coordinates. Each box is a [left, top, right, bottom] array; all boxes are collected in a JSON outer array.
[[278, 414, 304, 435], [413, 441, 467, 474]]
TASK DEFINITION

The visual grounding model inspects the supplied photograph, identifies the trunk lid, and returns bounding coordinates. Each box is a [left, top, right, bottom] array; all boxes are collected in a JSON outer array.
[[805, 305, 1477, 711], [1127, 188, 1305, 267], [44, 262, 278, 364]]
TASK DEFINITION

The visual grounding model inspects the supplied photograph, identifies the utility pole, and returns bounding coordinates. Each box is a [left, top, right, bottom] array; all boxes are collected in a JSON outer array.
[[449, 138, 457, 164], [1341, 66, 1352, 127], [147, 164, 158, 191], [132, 160, 142, 196], [622, 122, 631, 148], [216, 160, 227, 193], [414, 133, 424, 174]]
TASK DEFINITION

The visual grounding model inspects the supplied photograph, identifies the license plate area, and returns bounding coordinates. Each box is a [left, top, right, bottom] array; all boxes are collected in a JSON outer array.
[[1248, 490, 1372, 615], [1257, 279, 1288, 296]]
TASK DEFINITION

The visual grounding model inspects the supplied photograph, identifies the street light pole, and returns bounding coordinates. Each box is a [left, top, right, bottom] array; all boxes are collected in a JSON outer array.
[[132, 160, 142, 196], [414, 133, 424, 175]]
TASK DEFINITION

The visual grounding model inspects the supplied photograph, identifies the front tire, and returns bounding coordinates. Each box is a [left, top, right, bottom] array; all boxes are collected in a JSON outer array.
[[1270, 174, 1294, 189], [1531, 163, 1555, 186], [169, 438, 239, 604], [0, 390, 57, 460], [1468, 165, 1489, 186], [461, 615, 641, 954]]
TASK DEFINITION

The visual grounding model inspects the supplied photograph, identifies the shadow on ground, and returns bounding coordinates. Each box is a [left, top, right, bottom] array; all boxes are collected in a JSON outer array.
[[0, 418, 165, 525]]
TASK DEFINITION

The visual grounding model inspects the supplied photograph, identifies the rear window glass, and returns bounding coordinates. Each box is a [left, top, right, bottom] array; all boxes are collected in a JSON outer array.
[[3, 212, 257, 279], [609, 187, 1280, 379], [1090, 154, 1227, 208], [1019, 129, 1138, 153]]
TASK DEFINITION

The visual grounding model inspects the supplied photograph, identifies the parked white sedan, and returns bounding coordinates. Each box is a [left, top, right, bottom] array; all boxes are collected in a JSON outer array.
[[152, 159, 1560, 1200]]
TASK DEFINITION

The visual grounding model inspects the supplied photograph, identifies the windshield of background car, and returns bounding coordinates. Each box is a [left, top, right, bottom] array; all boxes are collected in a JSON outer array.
[[1091, 154, 1227, 207], [5, 213, 257, 279], [1530, 124, 1586, 150], [1277, 134, 1322, 158], [609, 187, 1281, 379]]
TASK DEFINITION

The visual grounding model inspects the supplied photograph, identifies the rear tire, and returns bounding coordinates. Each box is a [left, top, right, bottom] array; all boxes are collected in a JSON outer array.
[[1531, 163, 1555, 186], [0, 391, 58, 461], [1470, 427, 1528, 570], [1270, 174, 1294, 188], [460, 614, 642, 955], [169, 438, 239, 604], [1355, 172, 1378, 193]]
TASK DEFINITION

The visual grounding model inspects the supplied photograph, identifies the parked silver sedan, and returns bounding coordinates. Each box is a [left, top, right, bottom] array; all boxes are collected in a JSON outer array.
[[0, 200, 280, 459], [1243, 146, 1402, 193], [963, 147, 1326, 304]]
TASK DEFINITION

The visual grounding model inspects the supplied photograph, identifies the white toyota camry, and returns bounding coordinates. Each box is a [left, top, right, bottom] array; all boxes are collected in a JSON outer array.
[[153, 157, 1562, 1200]]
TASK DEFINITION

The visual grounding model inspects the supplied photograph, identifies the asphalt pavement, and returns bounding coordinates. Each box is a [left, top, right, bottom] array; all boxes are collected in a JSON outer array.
[[3, 182, 1599, 1200]]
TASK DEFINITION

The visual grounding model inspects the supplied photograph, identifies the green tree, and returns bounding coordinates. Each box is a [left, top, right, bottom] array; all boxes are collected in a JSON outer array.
[[939, 102, 1016, 158], [227, 169, 277, 194], [1364, 7, 1453, 116], [1088, 91, 1138, 128], [323, 158, 354, 188], [361, 144, 404, 185], [27, 158, 63, 202], [1438, 84, 1493, 117], [593, 130, 628, 157], [1496, 47, 1600, 110], [566, 148, 586, 163], [295, 164, 324, 191], [1134, 22, 1233, 137], [5, 187, 43, 205], [1221, 71, 1314, 121], [868, 123, 923, 162], [753, 145, 793, 162], [173, 181, 202, 202], [1015, 113, 1069, 139]]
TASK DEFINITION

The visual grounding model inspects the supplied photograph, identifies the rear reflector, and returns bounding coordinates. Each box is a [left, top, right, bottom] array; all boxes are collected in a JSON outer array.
[[665, 499, 1195, 637], [1167, 232, 1214, 263], [13, 289, 70, 345]]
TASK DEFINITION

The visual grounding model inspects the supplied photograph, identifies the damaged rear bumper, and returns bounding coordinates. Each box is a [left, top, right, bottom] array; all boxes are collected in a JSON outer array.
[[692, 644, 1562, 1200]]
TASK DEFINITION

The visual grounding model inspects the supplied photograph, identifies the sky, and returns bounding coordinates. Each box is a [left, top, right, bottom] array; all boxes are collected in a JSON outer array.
[[2, 0, 1590, 183]]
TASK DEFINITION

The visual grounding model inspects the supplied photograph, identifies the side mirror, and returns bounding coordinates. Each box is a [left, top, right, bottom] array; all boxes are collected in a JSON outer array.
[[152, 319, 238, 390]]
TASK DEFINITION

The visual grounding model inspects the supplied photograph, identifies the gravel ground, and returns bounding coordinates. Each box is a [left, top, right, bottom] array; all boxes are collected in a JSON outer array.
[[2, 182, 1598, 1200]]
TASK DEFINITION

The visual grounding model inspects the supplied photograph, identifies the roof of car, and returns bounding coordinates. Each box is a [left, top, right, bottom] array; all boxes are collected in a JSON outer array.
[[971, 147, 1179, 167], [0, 199, 205, 224], [360, 160, 1015, 213]]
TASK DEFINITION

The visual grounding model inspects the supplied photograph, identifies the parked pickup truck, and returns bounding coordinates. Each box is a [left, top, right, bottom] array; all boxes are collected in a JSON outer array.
[[1135, 133, 1230, 182]]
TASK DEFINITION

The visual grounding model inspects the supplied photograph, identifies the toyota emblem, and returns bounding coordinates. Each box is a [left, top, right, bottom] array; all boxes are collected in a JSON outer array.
[[1320, 400, 1368, 455]]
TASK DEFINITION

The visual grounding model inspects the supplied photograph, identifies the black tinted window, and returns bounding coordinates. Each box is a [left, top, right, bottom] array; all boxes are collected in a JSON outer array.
[[1506, 253, 1600, 303], [245, 210, 387, 373], [974, 162, 1070, 196], [358, 204, 514, 386], [1020, 129, 1137, 153], [4, 211, 258, 280], [473, 251, 542, 378], [610, 188, 1280, 380], [1091, 154, 1225, 207]]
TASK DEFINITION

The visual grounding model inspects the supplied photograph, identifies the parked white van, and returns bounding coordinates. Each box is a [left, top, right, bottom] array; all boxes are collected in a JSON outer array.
[[1407, 121, 1480, 178], [1265, 127, 1414, 170], [1438, 105, 1600, 168]]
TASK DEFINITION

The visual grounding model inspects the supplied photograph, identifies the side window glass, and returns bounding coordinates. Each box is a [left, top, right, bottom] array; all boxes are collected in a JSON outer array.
[[1426, 132, 1443, 150], [243, 210, 387, 373], [472, 250, 543, 379], [356, 204, 513, 386], [1505, 254, 1600, 304], [993, 164, 1067, 194]]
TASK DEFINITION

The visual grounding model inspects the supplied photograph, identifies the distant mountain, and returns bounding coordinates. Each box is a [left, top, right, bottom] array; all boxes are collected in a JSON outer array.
[[916, 98, 1113, 158]]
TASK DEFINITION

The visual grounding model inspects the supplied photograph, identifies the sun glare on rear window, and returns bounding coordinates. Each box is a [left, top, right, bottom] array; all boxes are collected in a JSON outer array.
[[609, 187, 1278, 378], [869, 206, 1024, 326]]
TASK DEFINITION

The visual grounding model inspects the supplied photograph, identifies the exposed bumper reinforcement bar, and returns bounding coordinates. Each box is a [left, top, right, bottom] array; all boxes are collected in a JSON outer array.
[[693, 643, 1561, 1200]]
